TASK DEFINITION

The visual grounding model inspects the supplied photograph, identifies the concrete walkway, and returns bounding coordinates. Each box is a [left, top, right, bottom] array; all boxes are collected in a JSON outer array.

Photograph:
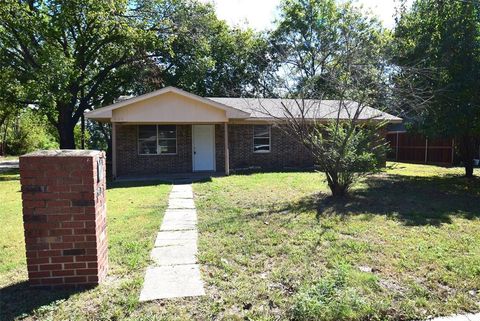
[[429, 313, 480, 321], [0, 160, 19, 172], [139, 183, 205, 301]]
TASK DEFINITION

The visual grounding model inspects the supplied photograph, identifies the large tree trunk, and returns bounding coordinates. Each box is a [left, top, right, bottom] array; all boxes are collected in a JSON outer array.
[[458, 134, 475, 178], [58, 123, 76, 149], [57, 104, 76, 149]]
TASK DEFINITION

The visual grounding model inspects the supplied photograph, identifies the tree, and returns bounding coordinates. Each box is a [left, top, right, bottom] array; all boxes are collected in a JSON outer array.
[[0, 0, 271, 151], [256, 0, 391, 197], [269, 0, 341, 96], [394, 0, 480, 177], [0, 0, 161, 148], [133, 0, 270, 97], [2, 108, 58, 155]]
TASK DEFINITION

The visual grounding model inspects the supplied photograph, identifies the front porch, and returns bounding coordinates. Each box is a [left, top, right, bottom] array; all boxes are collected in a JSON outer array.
[[85, 86, 316, 180], [112, 123, 230, 179]]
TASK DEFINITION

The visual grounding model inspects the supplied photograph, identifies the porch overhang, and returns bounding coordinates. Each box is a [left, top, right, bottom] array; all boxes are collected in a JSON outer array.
[[85, 86, 250, 124]]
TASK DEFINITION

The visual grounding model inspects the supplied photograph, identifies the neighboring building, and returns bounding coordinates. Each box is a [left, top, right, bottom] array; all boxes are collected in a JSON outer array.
[[85, 86, 401, 179]]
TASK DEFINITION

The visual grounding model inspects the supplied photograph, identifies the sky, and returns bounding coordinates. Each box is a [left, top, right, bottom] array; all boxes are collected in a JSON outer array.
[[199, 0, 413, 30]]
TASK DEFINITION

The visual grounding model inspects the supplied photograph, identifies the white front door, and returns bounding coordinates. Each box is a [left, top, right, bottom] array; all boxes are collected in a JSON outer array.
[[192, 125, 215, 171]]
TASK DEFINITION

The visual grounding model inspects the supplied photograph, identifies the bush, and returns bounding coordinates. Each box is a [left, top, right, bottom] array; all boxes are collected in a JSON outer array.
[[309, 121, 388, 197], [74, 123, 91, 150], [4, 109, 58, 155]]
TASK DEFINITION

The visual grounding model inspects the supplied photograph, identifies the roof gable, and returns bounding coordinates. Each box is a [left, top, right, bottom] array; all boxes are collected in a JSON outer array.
[[85, 87, 250, 122], [85, 86, 401, 123], [112, 91, 229, 123]]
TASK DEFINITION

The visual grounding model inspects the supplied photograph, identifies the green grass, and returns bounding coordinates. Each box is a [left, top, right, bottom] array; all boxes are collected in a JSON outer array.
[[0, 170, 24, 277], [1, 163, 479, 320], [0, 172, 170, 320], [191, 164, 480, 320]]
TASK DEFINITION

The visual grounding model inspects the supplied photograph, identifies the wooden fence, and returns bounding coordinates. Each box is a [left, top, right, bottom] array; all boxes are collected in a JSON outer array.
[[386, 132, 455, 165]]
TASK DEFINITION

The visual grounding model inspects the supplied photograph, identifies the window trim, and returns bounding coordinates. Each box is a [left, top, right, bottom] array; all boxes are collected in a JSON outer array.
[[137, 125, 178, 156], [253, 125, 271, 153]]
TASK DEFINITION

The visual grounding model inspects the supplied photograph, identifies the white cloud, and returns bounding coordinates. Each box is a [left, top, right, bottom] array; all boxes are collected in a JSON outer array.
[[199, 0, 413, 30]]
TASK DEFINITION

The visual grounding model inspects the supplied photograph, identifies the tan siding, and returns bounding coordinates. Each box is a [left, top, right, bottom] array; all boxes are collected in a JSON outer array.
[[112, 92, 227, 123]]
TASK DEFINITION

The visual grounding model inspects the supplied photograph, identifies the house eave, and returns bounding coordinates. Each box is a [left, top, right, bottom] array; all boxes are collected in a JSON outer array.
[[84, 86, 250, 122]]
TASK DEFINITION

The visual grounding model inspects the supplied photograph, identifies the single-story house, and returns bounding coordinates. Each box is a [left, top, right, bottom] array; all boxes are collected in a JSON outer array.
[[85, 86, 401, 179]]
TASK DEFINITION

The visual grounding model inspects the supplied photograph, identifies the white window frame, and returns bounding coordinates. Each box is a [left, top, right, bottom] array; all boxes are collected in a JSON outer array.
[[253, 125, 271, 153], [138, 125, 177, 156]]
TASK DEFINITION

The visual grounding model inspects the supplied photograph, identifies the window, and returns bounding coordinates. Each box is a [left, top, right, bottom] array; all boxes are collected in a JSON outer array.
[[138, 125, 157, 155], [157, 125, 177, 154], [253, 125, 271, 153], [138, 125, 177, 155]]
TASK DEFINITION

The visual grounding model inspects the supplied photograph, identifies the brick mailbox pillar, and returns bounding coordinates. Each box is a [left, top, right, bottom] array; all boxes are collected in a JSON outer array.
[[20, 150, 108, 288]]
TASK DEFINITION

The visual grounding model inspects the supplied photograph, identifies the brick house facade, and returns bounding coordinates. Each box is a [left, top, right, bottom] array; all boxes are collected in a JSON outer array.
[[86, 87, 401, 178], [227, 125, 313, 171], [116, 124, 313, 176]]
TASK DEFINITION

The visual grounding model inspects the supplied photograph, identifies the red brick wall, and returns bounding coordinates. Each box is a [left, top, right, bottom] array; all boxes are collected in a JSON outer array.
[[116, 124, 227, 175], [215, 124, 226, 172], [228, 124, 314, 171], [20, 150, 108, 289], [116, 124, 193, 175], [115, 124, 315, 175]]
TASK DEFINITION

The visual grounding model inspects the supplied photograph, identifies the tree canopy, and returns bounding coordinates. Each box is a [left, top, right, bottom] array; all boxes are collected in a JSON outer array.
[[0, 0, 267, 149], [133, 0, 269, 97], [0, 0, 161, 148], [394, 0, 480, 177], [269, 0, 388, 104]]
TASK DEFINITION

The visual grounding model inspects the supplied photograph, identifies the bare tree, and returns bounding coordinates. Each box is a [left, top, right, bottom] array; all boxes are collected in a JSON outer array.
[[252, 0, 433, 197], [254, 75, 392, 197]]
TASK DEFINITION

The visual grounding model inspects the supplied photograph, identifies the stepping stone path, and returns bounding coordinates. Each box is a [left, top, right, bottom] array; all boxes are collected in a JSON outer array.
[[139, 184, 205, 301], [137, 183, 480, 316]]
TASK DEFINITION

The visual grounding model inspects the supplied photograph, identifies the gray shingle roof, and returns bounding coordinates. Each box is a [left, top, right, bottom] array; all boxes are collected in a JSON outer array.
[[208, 97, 401, 122]]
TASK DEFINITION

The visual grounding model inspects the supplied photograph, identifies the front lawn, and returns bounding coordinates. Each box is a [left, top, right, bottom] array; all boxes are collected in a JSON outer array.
[[0, 163, 479, 320], [190, 163, 480, 320], [0, 170, 170, 320]]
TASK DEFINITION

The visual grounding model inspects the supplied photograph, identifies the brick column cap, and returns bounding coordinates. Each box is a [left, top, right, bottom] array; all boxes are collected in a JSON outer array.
[[21, 150, 103, 158]]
